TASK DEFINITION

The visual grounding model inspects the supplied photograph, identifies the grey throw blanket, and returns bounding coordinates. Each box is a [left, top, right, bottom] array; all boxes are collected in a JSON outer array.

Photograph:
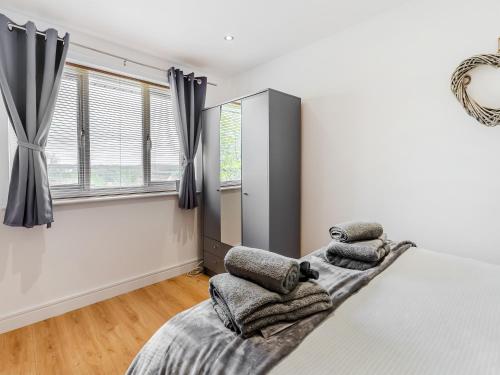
[[126, 241, 415, 375], [224, 246, 300, 294], [329, 221, 383, 242], [322, 254, 383, 271], [210, 274, 332, 337]]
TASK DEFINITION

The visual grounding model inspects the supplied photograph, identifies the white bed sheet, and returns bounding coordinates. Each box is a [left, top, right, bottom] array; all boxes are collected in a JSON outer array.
[[271, 248, 500, 375]]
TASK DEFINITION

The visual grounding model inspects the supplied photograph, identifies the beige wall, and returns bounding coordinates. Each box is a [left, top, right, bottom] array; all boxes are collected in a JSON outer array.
[[0, 196, 201, 331], [223, 0, 500, 264]]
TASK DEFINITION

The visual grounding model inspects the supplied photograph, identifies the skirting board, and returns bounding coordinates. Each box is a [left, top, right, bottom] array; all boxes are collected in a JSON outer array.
[[0, 258, 202, 334]]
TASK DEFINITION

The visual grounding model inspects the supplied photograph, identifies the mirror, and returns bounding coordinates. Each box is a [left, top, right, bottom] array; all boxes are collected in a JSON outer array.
[[220, 101, 242, 246]]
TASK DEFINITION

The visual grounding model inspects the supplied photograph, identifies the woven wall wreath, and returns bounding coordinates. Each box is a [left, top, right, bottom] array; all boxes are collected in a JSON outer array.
[[451, 53, 500, 127]]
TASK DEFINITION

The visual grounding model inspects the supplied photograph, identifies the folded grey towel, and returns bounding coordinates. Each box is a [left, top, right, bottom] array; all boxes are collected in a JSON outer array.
[[209, 273, 332, 337], [322, 254, 382, 271], [326, 236, 389, 263], [329, 221, 383, 242], [224, 246, 300, 294], [323, 240, 417, 271]]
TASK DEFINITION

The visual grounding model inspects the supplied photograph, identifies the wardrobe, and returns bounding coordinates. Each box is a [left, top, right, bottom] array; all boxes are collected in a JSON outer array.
[[201, 89, 301, 275]]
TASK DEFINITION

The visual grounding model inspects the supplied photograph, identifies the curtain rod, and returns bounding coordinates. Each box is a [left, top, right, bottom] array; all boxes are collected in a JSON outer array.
[[7, 22, 218, 87]]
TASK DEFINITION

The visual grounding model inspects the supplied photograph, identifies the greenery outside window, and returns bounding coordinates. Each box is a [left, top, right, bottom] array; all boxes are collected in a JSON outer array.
[[219, 102, 241, 187]]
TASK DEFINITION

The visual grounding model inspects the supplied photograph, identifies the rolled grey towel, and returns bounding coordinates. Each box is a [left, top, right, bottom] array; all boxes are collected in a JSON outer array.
[[326, 236, 389, 263], [329, 221, 383, 242], [210, 273, 332, 337], [224, 246, 300, 294]]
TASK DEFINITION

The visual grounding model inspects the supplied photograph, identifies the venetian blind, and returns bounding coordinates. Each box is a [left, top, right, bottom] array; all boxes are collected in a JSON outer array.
[[42, 64, 182, 199], [149, 86, 182, 183], [87, 71, 144, 190], [45, 70, 80, 188], [220, 101, 241, 185]]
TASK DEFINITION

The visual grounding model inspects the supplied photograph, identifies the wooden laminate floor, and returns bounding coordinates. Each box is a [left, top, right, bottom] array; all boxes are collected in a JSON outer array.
[[0, 274, 210, 375]]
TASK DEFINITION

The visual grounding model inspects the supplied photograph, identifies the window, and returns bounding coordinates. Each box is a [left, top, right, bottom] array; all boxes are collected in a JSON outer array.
[[45, 64, 182, 198], [45, 70, 79, 186], [220, 102, 241, 186], [149, 86, 181, 183]]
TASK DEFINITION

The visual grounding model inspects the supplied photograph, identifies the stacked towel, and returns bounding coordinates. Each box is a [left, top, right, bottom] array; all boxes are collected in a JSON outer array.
[[210, 246, 329, 337], [329, 221, 383, 242], [224, 246, 301, 294], [210, 273, 332, 337], [325, 222, 389, 270]]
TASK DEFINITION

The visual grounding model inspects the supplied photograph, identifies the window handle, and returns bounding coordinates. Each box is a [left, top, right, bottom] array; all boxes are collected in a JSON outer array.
[[146, 138, 152, 151]]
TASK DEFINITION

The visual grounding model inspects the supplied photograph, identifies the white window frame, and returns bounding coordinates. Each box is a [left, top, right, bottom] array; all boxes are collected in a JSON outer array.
[[47, 63, 181, 200]]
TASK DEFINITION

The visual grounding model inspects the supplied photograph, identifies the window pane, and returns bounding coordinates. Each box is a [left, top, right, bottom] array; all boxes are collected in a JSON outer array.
[[46, 72, 79, 186], [220, 102, 241, 184], [88, 73, 144, 189], [44, 64, 183, 199], [150, 87, 181, 182]]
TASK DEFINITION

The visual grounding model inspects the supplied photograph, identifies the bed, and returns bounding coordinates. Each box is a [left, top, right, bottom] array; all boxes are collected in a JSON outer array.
[[127, 247, 500, 375]]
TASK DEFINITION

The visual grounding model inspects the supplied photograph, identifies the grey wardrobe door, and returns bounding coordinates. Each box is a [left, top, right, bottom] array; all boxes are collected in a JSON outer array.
[[202, 106, 221, 241], [241, 92, 269, 249], [268, 90, 301, 258]]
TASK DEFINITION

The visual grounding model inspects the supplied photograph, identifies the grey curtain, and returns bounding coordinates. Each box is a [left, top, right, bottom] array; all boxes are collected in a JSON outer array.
[[167, 67, 207, 209], [0, 15, 69, 228]]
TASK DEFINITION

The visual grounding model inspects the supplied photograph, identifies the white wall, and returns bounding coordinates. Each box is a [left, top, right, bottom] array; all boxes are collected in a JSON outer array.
[[224, 0, 500, 264], [0, 8, 229, 333]]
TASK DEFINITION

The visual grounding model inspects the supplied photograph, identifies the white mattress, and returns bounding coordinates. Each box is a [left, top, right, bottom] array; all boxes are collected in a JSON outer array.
[[271, 248, 500, 375]]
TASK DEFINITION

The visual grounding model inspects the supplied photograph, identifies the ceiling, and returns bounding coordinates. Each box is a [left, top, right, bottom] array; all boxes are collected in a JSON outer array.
[[0, 0, 404, 76]]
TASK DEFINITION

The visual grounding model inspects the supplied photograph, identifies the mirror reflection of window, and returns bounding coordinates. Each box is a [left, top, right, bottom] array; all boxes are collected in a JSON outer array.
[[220, 101, 242, 246], [219, 101, 241, 186]]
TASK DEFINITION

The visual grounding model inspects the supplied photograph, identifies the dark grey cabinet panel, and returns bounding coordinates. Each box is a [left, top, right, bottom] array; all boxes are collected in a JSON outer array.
[[203, 251, 225, 276], [269, 90, 301, 257], [202, 107, 221, 241], [241, 92, 270, 250], [203, 236, 231, 259]]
